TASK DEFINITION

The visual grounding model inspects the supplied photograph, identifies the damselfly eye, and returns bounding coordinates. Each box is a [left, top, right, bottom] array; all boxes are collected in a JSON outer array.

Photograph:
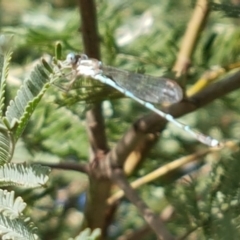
[[66, 53, 78, 64]]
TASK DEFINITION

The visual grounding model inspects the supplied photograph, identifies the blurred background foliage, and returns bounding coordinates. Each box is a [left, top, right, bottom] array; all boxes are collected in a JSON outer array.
[[1, 0, 240, 239]]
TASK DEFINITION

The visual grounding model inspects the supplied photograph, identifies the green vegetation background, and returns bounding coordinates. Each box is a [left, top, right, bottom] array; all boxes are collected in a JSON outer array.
[[1, 0, 240, 239]]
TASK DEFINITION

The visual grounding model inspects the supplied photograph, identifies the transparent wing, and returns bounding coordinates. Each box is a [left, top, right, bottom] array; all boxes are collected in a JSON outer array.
[[102, 66, 183, 105]]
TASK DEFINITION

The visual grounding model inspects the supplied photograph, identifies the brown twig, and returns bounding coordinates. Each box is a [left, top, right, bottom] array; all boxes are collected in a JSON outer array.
[[108, 147, 219, 205], [78, 0, 108, 154], [116, 0, 210, 177], [111, 168, 175, 240], [117, 206, 175, 240], [107, 70, 240, 171], [78, 0, 101, 59], [109, 140, 238, 205], [187, 62, 240, 97], [73, 1, 240, 237], [173, 0, 209, 76], [77, 0, 111, 234], [123, 133, 159, 176], [40, 162, 89, 174], [140, 70, 240, 132]]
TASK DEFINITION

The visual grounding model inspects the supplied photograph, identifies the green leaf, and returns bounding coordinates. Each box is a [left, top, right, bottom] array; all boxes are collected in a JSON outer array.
[[0, 213, 37, 240], [55, 41, 62, 60], [0, 190, 26, 219], [0, 123, 12, 164], [5, 64, 50, 140], [0, 163, 51, 188], [41, 58, 53, 74], [0, 51, 12, 117]]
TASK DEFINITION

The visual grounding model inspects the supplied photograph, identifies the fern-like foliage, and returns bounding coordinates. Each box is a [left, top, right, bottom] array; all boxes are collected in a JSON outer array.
[[0, 54, 4, 114], [0, 213, 37, 240], [0, 163, 50, 187], [0, 51, 12, 117], [0, 190, 26, 219], [0, 39, 13, 164], [0, 35, 55, 239], [0, 123, 12, 164], [4, 64, 51, 141], [54, 76, 122, 107], [0, 189, 37, 239]]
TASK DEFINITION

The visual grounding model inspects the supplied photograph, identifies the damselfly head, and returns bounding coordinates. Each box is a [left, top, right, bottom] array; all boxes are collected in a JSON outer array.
[[52, 53, 103, 93], [65, 53, 79, 65], [65, 53, 89, 66]]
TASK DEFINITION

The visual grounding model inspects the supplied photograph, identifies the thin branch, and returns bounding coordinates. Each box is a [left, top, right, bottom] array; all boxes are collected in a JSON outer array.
[[123, 133, 159, 175], [77, 0, 111, 234], [106, 125, 147, 168], [85, 103, 109, 155], [40, 162, 89, 174], [111, 168, 175, 240], [117, 206, 175, 240], [103, 0, 209, 176], [139, 70, 240, 132], [108, 144, 223, 205], [187, 62, 240, 97], [78, 0, 108, 154], [78, 0, 101, 59], [173, 0, 209, 76]]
